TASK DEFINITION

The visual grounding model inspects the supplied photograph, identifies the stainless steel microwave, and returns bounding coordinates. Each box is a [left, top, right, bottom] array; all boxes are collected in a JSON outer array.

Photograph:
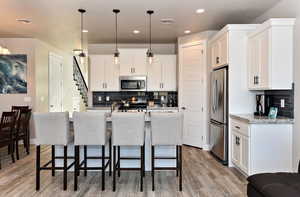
[[120, 76, 147, 91]]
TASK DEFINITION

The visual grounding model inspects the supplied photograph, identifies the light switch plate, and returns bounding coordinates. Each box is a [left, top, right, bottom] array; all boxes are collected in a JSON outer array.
[[281, 99, 285, 108]]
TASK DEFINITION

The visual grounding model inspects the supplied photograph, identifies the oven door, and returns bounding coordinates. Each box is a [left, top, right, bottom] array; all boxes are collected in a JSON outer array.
[[120, 76, 146, 91]]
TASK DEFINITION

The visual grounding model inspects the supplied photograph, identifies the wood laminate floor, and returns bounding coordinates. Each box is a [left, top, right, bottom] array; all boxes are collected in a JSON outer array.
[[0, 145, 247, 197]]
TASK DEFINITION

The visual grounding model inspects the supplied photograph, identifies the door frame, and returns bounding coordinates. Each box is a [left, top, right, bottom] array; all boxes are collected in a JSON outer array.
[[48, 52, 63, 112], [178, 40, 209, 149]]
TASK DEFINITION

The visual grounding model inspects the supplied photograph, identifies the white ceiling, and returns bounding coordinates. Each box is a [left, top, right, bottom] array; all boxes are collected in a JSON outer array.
[[0, 0, 280, 51]]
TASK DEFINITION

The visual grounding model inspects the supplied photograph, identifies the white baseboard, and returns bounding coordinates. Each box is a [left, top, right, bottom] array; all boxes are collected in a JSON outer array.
[[202, 144, 212, 151]]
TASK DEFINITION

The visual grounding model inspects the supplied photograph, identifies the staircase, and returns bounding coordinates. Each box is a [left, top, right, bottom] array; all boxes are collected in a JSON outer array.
[[73, 56, 88, 106]]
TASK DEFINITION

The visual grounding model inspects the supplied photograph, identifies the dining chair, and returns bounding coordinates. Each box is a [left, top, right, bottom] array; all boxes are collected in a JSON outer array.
[[0, 112, 17, 169], [15, 109, 32, 160]]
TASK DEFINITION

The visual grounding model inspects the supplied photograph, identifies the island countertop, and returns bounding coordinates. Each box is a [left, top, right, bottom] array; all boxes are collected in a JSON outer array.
[[230, 114, 294, 124]]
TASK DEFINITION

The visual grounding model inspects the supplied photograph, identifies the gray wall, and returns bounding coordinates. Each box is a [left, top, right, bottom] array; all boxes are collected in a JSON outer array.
[[252, 0, 300, 171]]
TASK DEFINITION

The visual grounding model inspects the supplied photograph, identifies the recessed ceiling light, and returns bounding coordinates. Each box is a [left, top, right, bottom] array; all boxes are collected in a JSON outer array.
[[133, 30, 140, 34], [184, 30, 191, 34], [196, 9, 205, 14], [160, 18, 174, 25], [82, 29, 88, 33], [16, 18, 32, 24]]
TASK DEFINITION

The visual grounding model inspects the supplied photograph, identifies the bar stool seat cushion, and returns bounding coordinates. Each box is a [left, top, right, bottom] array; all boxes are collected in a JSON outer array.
[[112, 112, 145, 146], [151, 112, 183, 146]]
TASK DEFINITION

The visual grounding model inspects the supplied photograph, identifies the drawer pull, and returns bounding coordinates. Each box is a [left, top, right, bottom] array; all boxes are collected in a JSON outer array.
[[235, 126, 241, 129]]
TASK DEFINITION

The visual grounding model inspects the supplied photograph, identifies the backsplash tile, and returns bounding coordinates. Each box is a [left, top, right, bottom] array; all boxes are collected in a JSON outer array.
[[264, 84, 294, 118], [92, 91, 178, 107]]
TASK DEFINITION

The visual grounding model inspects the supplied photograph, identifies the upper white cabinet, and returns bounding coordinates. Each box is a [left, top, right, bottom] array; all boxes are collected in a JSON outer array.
[[147, 55, 177, 91], [247, 18, 295, 90], [89, 55, 119, 91], [210, 32, 229, 68], [119, 48, 147, 76]]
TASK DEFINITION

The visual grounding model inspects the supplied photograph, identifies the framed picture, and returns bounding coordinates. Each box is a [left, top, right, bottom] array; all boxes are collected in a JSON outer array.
[[0, 54, 27, 94]]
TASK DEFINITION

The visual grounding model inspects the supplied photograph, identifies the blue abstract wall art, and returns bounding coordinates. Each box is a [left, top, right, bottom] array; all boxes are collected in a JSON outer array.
[[0, 55, 27, 94]]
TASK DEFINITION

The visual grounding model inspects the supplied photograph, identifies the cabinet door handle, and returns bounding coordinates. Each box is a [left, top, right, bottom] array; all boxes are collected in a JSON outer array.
[[235, 126, 240, 130], [256, 76, 259, 84], [162, 83, 164, 89], [253, 76, 256, 85], [105, 83, 107, 89], [133, 68, 135, 73], [216, 57, 220, 64]]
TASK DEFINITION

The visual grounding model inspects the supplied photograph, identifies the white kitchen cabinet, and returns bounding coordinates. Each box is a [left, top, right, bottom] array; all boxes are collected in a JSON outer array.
[[89, 55, 119, 91], [247, 18, 295, 90], [147, 55, 177, 91], [230, 117, 293, 176], [210, 32, 228, 68], [119, 48, 147, 76]]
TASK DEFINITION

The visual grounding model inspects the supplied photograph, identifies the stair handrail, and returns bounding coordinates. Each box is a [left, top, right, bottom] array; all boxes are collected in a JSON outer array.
[[73, 56, 88, 92]]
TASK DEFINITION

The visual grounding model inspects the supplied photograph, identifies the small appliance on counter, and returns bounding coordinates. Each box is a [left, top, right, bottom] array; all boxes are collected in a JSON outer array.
[[254, 94, 265, 116]]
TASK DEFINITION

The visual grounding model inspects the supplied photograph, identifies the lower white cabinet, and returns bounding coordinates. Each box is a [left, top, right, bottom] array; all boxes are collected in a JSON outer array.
[[230, 118, 293, 176]]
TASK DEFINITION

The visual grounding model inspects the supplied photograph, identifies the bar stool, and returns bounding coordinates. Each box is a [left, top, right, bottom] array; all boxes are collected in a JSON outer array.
[[73, 112, 112, 191], [33, 112, 74, 191], [150, 112, 184, 191], [111, 112, 145, 192]]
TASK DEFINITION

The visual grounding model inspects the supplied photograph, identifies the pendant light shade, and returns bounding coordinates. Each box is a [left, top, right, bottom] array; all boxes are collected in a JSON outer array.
[[78, 9, 86, 64], [147, 10, 154, 64], [113, 9, 120, 65]]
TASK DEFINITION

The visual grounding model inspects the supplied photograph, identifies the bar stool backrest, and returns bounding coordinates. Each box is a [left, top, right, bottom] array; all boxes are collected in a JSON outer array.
[[73, 112, 107, 145], [112, 112, 145, 146], [16, 109, 32, 132], [33, 112, 70, 145], [151, 112, 184, 145]]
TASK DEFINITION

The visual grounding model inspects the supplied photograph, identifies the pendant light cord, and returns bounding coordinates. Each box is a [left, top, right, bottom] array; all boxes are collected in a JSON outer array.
[[149, 13, 152, 51], [115, 12, 118, 52], [81, 12, 83, 51]]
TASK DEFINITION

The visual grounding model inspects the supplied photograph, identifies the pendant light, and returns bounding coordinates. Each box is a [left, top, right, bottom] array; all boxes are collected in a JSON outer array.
[[78, 9, 86, 64], [113, 9, 120, 64], [146, 10, 154, 64]]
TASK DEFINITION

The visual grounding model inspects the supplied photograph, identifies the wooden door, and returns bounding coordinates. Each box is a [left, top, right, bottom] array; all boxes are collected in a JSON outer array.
[[49, 52, 63, 112], [179, 43, 205, 148]]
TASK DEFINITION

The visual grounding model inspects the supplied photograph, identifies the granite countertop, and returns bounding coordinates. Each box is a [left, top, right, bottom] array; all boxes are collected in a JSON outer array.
[[147, 106, 178, 111], [86, 106, 111, 110], [230, 114, 294, 124]]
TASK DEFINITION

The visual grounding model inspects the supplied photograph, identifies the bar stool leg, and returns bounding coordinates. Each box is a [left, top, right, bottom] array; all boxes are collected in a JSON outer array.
[[26, 128, 30, 154], [11, 140, 15, 163], [179, 145, 182, 191], [142, 145, 145, 177], [117, 146, 120, 177], [113, 146, 116, 192], [74, 145, 79, 191], [109, 138, 112, 176], [140, 145, 143, 192], [176, 145, 179, 177], [84, 145, 87, 176], [51, 145, 55, 176], [36, 145, 40, 191], [63, 145, 68, 190], [102, 145, 105, 191], [151, 145, 155, 191], [16, 138, 20, 160]]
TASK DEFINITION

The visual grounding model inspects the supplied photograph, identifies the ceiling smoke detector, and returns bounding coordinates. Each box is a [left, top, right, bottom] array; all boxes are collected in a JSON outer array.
[[16, 18, 32, 24], [160, 18, 174, 25]]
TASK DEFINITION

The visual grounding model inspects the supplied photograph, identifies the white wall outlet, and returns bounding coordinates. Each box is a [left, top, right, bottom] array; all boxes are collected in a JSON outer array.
[[281, 99, 285, 108], [98, 96, 102, 102], [106, 96, 110, 101]]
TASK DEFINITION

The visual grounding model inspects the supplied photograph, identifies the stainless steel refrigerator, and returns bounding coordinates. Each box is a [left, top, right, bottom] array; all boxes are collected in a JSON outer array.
[[210, 67, 228, 164]]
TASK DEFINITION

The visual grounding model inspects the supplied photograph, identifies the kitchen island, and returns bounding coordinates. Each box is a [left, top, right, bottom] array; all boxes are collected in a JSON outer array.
[[55, 112, 177, 171]]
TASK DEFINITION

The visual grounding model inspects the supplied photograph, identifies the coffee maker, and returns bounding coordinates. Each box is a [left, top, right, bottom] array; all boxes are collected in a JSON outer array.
[[254, 94, 265, 116]]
